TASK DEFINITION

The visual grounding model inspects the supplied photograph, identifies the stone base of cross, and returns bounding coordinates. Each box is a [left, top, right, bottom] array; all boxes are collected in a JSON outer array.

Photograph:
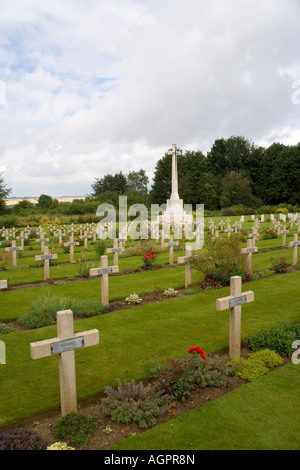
[[89, 255, 119, 306], [216, 276, 254, 359], [30, 310, 99, 416]]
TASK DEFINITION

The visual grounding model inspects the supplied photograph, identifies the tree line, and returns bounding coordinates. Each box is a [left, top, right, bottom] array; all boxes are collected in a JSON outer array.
[[1, 136, 299, 217]]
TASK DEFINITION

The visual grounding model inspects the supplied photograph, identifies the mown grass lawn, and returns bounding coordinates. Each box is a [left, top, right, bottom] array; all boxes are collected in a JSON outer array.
[[110, 362, 300, 450], [0, 271, 299, 426]]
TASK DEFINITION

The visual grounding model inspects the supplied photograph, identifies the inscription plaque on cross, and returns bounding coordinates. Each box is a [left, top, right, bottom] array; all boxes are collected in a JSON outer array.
[[30, 309, 99, 416], [89, 255, 118, 306], [177, 246, 192, 288], [216, 276, 254, 359], [35, 246, 58, 280]]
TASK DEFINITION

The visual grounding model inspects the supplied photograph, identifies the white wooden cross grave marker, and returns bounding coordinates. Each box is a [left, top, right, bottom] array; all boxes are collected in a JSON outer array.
[[224, 224, 233, 238], [281, 225, 289, 247], [177, 246, 192, 288], [37, 234, 49, 252], [64, 235, 79, 263], [249, 227, 259, 247], [165, 235, 179, 265], [35, 246, 58, 281], [216, 276, 254, 359], [89, 255, 118, 306], [30, 309, 99, 416], [106, 238, 124, 267], [289, 234, 300, 266], [80, 230, 91, 250], [241, 238, 258, 276], [17, 231, 26, 250], [5, 240, 23, 267]]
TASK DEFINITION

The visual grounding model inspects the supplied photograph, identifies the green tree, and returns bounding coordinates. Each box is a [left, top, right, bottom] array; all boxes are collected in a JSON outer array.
[[0, 172, 11, 215], [92, 172, 128, 197], [38, 194, 53, 211], [220, 170, 260, 208]]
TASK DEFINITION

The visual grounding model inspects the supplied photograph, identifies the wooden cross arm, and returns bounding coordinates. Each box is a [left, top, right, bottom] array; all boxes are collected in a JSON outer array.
[[216, 291, 254, 311], [289, 241, 300, 247], [30, 329, 99, 360], [89, 265, 119, 277], [165, 241, 179, 247]]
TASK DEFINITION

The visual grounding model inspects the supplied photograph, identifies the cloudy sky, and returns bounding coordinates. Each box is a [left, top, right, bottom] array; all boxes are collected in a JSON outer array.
[[0, 0, 299, 197]]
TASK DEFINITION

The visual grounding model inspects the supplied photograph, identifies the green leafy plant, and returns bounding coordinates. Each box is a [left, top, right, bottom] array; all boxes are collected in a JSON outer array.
[[191, 236, 246, 286], [262, 227, 278, 239], [229, 349, 284, 382], [18, 294, 75, 329], [125, 292, 142, 304], [244, 322, 300, 357], [163, 287, 177, 297], [47, 442, 75, 450], [73, 299, 105, 317], [53, 413, 99, 447], [101, 379, 169, 429], [141, 251, 158, 270], [95, 240, 107, 258]]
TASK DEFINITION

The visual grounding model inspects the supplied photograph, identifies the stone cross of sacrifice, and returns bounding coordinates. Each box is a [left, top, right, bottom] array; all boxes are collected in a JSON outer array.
[[35, 246, 58, 281], [216, 276, 254, 359], [89, 255, 118, 306], [177, 246, 192, 288], [30, 309, 99, 416]]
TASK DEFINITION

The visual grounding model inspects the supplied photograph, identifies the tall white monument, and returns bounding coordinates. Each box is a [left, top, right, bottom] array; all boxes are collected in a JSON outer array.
[[161, 144, 193, 225]]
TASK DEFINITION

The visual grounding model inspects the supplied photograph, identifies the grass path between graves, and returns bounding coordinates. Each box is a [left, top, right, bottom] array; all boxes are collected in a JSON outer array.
[[0, 266, 204, 322], [0, 246, 295, 322], [0, 271, 299, 426], [110, 362, 300, 450]]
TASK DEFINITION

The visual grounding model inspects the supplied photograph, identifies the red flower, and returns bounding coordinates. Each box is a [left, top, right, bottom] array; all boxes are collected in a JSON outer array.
[[187, 346, 206, 359]]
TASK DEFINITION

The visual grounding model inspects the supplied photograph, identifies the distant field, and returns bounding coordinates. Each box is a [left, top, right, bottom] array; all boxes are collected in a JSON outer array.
[[4, 196, 85, 206]]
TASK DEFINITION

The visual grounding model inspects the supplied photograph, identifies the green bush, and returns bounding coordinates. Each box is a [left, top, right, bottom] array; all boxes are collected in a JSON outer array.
[[270, 257, 289, 274], [244, 322, 300, 357], [101, 379, 168, 429], [19, 294, 75, 329], [191, 236, 246, 286], [229, 349, 284, 382], [73, 300, 105, 317], [53, 413, 99, 447]]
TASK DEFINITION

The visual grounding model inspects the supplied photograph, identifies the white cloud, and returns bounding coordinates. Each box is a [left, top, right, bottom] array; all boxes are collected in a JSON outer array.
[[0, 0, 299, 196]]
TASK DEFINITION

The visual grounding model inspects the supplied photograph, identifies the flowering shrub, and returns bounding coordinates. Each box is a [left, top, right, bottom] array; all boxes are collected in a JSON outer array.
[[187, 346, 206, 359], [151, 349, 233, 401], [270, 256, 289, 274], [141, 251, 158, 269], [262, 227, 278, 239], [0, 428, 48, 450]]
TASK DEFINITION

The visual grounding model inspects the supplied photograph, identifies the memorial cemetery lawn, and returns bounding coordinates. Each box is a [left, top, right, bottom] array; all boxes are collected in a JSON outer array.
[[0, 214, 300, 450]]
